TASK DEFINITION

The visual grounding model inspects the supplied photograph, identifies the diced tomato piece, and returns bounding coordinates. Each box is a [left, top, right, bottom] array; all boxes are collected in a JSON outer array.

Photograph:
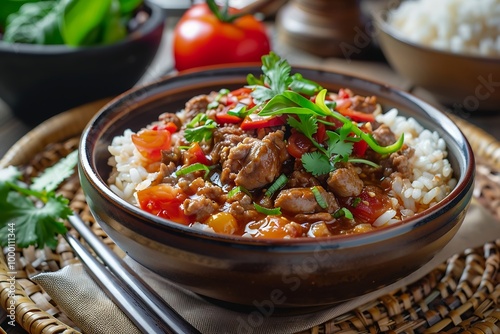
[[325, 116, 344, 130], [131, 129, 171, 161], [245, 216, 301, 238], [338, 88, 352, 99], [137, 184, 190, 225], [151, 122, 178, 133], [205, 212, 238, 235], [215, 105, 243, 124], [353, 139, 369, 157], [229, 87, 252, 98], [334, 98, 352, 110], [287, 132, 313, 159], [240, 114, 286, 130], [185, 142, 212, 165], [313, 122, 326, 143], [337, 108, 375, 123], [339, 186, 392, 224]]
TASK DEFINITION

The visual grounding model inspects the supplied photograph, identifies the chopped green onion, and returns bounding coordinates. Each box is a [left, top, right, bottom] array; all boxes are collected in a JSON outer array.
[[311, 186, 328, 209], [334, 208, 353, 219], [175, 163, 210, 178], [265, 174, 288, 197], [227, 185, 251, 199], [352, 197, 361, 208], [227, 103, 248, 118], [227, 186, 241, 198], [207, 88, 230, 109], [254, 203, 281, 216]]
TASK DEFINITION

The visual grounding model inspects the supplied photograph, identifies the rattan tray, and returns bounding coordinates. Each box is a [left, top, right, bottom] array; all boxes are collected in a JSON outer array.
[[1, 101, 500, 334]]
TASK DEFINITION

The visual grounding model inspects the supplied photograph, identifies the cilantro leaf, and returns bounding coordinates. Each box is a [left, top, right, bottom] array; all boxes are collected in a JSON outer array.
[[184, 113, 218, 143], [301, 151, 333, 176], [0, 190, 70, 249], [0, 151, 78, 249], [32, 150, 78, 192], [0, 166, 21, 183], [249, 52, 293, 104], [287, 114, 318, 140], [326, 130, 353, 160]]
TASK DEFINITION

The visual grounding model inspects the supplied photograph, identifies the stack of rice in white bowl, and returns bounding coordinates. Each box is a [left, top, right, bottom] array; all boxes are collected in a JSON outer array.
[[388, 0, 500, 56]]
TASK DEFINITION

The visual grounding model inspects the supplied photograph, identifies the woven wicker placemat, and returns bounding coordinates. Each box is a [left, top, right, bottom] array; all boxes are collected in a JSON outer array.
[[0, 103, 500, 334]]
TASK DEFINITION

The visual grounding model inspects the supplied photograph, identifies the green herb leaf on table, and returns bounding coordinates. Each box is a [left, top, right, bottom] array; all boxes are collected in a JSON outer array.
[[0, 149, 79, 249], [31, 150, 79, 192]]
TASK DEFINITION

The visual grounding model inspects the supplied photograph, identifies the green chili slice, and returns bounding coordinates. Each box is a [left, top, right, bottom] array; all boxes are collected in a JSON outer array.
[[175, 163, 210, 178], [265, 174, 288, 197], [311, 186, 328, 209], [254, 203, 281, 216]]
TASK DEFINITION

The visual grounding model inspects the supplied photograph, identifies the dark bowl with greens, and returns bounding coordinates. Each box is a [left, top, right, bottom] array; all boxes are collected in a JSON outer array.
[[0, 0, 165, 125]]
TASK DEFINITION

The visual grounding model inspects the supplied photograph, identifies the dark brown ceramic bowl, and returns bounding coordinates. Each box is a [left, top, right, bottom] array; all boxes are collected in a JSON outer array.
[[0, 2, 165, 125], [79, 65, 475, 308], [374, 7, 500, 113]]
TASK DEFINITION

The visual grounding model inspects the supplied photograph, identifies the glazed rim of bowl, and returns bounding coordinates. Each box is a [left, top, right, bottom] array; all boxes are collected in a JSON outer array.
[[80, 65, 475, 249], [373, 5, 500, 63], [0, 2, 164, 54]]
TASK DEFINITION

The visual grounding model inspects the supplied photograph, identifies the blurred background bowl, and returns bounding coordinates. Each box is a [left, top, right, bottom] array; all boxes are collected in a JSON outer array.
[[78, 65, 474, 308], [374, 5, 500, 113], [0, 1, 165, 125]]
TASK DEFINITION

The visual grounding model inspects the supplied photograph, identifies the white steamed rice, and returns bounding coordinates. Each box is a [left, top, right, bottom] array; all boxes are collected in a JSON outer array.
[[388, 0, 500, 56], [107, 108, 457, 228]]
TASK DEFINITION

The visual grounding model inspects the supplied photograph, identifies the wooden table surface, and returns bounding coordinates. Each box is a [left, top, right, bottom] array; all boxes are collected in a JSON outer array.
[[2, 7, 500, 160]]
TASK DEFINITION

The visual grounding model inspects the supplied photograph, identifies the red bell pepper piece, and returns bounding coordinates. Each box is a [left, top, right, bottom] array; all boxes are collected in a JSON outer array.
[[240, 114, 286, 130], [186, 142, 212, 165]]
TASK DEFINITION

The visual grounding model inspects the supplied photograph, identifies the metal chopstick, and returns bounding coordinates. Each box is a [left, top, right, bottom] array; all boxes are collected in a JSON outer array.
[[67, 213, 201, 334]]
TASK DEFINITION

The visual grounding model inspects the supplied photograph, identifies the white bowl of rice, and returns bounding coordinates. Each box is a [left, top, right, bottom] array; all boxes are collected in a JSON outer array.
[[374, 0, 500, 112]]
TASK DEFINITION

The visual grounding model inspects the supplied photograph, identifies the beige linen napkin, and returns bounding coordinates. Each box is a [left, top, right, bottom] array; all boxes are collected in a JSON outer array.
[[32, 201, 500, 334]]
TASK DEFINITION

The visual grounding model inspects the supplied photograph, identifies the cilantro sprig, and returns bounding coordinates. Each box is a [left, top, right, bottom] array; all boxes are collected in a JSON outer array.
[[250, 53, 404, 176], [0, 150, 78, 249]]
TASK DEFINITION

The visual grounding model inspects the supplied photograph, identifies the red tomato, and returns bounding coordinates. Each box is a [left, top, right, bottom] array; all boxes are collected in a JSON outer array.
[[340, 186, 392, 224], [287, 132, 313, 159], [245, 216, 301, 239], [173, 2, 271, 71], [137, 184, 190, 225], [185, 142, 212, 165], [240, 114, 286, 130], [131, 129, 171, 161]]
